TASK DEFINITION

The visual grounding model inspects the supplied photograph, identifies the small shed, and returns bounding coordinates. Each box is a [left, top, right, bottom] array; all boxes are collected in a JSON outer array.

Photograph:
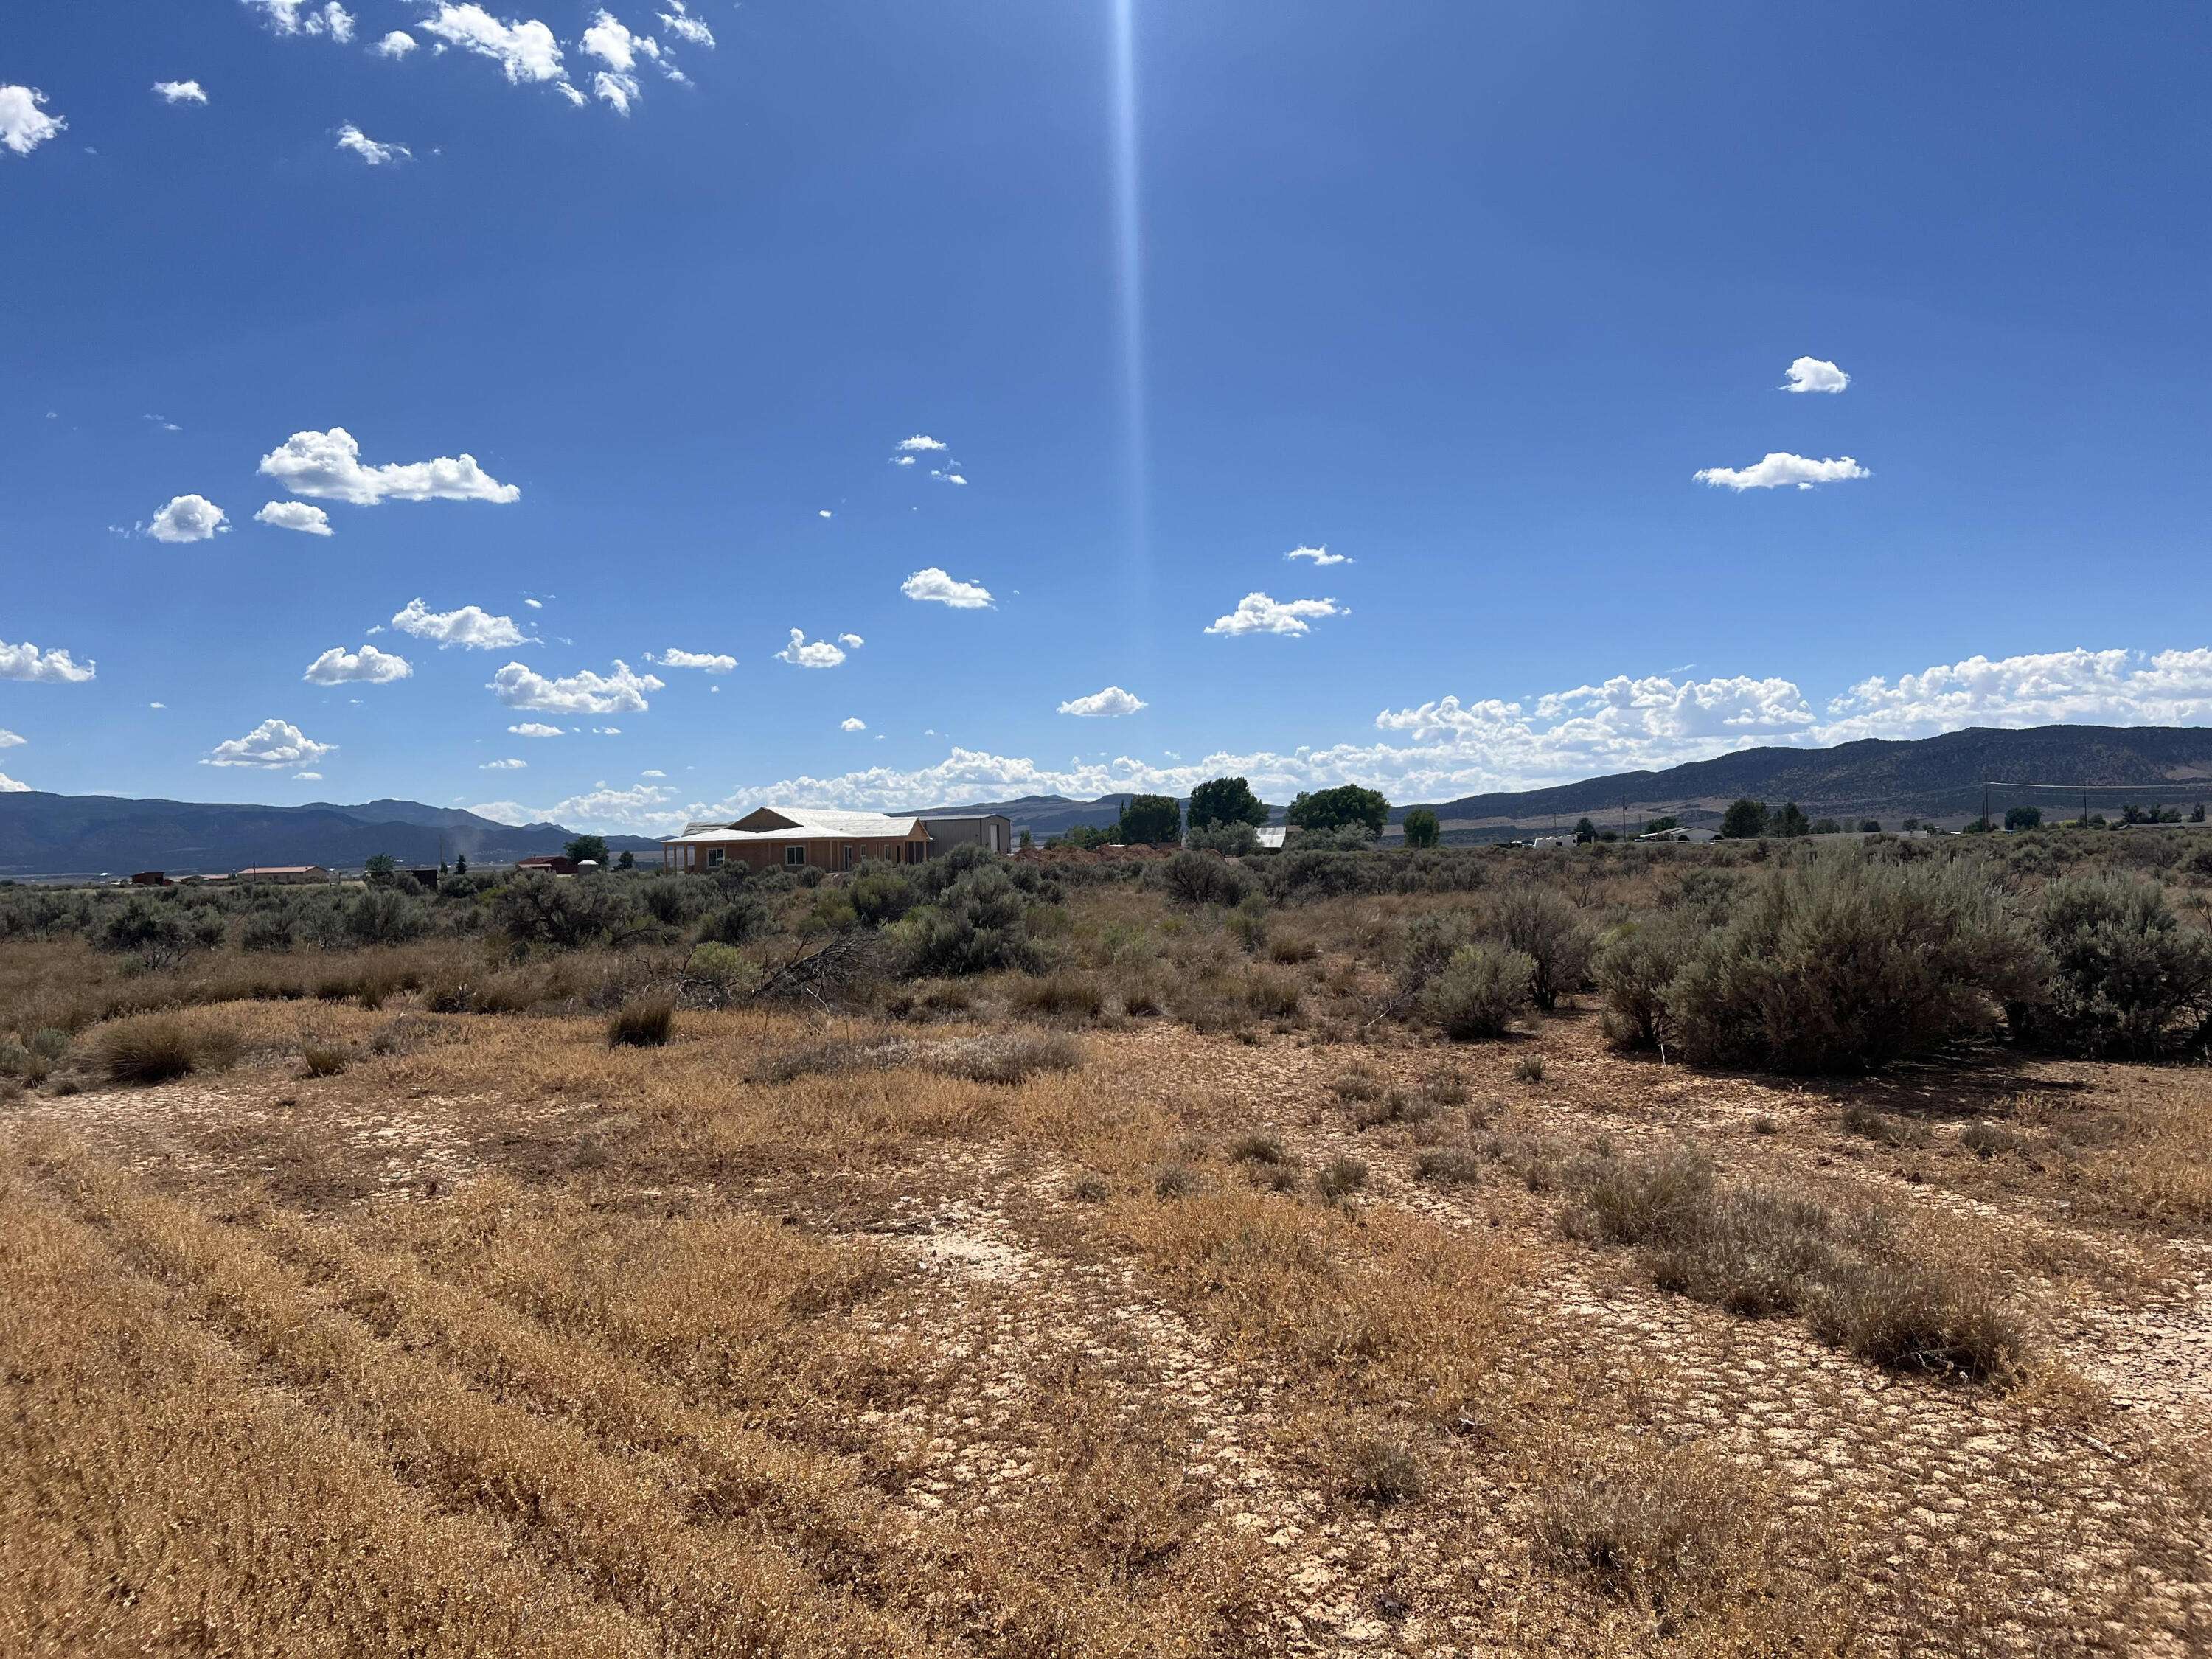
[[514, 855, 579, 877], [236, 865, 330, 884]]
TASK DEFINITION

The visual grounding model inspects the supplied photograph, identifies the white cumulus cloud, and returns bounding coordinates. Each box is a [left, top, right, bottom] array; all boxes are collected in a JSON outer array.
[[1057, 686, 1147, 717], [508, 722, 563, 737], [260, 427, 518, 505], [243, 1, 354, 41], [1782, 356, 1849, 394], [841, 717, 866, 732], [649, 647, 736, 673], [335, 123, 409, 164], [0, 773, 28, 793], [372, 29, 417, 58], [1694, 453, 1869, 491], [148, 494, 229, 543], [254, 501, 333, 535], [153, 80, 208, 105], [775, 630, 846, 669], [1285, 545, 1349, 566], [0, 730, 21, 748], [902, 567, 994, 609], [838, 633, 864, 649], [1821, 647, 2212, 741], [488, 659, 662, 714], [482, 757, 527, 770], [204, 717, 335, 770], [303, 644, 412, 686], [896, 434, 947, 452], [0, 85, 64, 156], [0, 641, 94, 684], [392, 598, 529, 650], [1204, 593, 1345, 637], [418, 4, 566, 85]]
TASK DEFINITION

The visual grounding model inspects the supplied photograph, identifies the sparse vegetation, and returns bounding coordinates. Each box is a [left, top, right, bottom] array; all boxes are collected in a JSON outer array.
[[0, 830, 2205, 1652]]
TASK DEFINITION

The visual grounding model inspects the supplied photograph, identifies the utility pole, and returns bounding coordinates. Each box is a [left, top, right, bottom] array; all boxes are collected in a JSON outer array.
[[1983, 782, 1991, 831]]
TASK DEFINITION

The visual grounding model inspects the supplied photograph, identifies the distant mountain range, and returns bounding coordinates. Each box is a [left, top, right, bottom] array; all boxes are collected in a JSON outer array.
[[0, 793, 661, 880], [923, 726, 2212, 844], [1405, 725, 2212, 838], [7, 726, 2208, 877]]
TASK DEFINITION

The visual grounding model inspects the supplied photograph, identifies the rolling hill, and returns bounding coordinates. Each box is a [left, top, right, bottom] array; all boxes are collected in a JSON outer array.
[[1405, 726, 2212, 837], [0, 793, 662, 880]]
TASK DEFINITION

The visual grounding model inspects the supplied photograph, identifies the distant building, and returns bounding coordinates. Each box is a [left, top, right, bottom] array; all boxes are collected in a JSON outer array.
[[914, 813, 1013, 856], [129, 871, 168, 887], [1255, 827, 1290, 852], [513, 855, 579, 877], [1530, 834, 1581, 849], [1636, 827, 1721, 844], [234, 865, 329, 883], [660, 807, 1011, 872]]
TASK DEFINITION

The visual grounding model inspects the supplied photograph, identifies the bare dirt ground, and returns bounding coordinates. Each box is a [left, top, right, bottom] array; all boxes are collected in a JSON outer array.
[[4, 1001, 2210, 1655]]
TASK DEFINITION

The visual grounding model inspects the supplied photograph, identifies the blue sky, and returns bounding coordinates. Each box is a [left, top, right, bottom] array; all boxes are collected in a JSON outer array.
[[4, 1, 2208, 831]]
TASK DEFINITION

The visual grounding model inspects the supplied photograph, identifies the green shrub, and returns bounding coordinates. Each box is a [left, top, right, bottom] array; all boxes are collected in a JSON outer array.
[[346, 887, 429, 947], [1486, 886, 1594, 1011], [892, 866, 1043, 977], [96, 899, 193, 958], [1418, 943, 1535, 1039], [1663, 852, 2045, 1072], [698, 893, 771, 946], [239, 910, 299, 952], [1185, 820, 1260, 856], [847, 866, 918, 927], [493, 873, 637, 951], [1594, 917, 1697, 1053], [684, 942, 763, 1001], [2015, 871, 2212, 1056], [1159, 850, 1253, 909]]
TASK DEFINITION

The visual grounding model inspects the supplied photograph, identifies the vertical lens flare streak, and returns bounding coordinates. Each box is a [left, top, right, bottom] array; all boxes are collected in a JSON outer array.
[[1109, 0, 1150, 652]]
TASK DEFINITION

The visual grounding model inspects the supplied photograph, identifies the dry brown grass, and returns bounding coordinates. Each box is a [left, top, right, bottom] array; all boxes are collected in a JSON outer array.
[[1, 888, 2207, 1655]]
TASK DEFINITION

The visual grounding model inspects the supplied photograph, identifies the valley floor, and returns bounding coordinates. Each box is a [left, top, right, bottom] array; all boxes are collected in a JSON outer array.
[[4, 1000, 2208, 1655]]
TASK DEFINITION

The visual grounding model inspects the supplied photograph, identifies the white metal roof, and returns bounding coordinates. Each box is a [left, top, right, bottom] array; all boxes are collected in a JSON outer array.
[[661, 807, 922, 844]]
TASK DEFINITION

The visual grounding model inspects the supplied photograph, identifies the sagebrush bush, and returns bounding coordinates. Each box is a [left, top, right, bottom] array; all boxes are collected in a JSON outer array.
[[1418, 943, 1535, 1040], [1159, 851, 1254, 909], [846, 866, 918, 927], [1594, 916, 1698, 1053], [493, 874, 638, 951], [1486, 886, 1594, 1011], [893, 866, 1044, 977], [697, 893, 771, 947], [1663, 852, 2046, 1072], [2014, 871, 2212, 1056]]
